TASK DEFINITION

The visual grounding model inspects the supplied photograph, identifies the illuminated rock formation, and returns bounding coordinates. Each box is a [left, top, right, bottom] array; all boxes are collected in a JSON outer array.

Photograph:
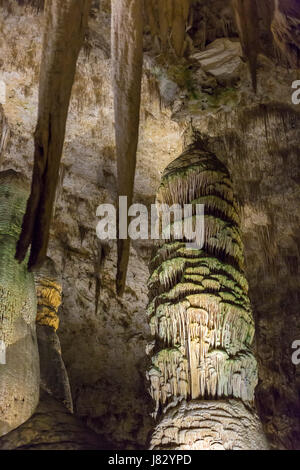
[[0, 390, 103, 450], [112, 0, 144, 295], [147, 143, 268, 449], [0, 170, 39, 437], [35, 258, 73, 412]]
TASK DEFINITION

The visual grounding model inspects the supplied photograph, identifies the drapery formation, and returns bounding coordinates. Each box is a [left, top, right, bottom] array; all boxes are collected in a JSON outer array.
[[147, 143, 268, 449]]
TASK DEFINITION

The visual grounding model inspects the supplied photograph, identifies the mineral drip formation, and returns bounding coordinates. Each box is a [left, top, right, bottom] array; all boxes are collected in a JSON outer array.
[[35, 258, 73, 412], [147, 143, 268, 450], [35, 259, 62, 332], [0, 170, 39, 437]]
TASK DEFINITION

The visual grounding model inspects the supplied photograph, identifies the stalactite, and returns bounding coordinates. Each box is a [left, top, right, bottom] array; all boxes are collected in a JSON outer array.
[[16, 0, 45, 10], [0, 170, 39, 437], [35, 258, 73, 413], [16, 0, 91, 270], [147, 143, 267, 449], [112, 0, 144, 295], [231, 0, 260, 91], [0, 105, 9, 163], [171, 0, 191, 57], [145, 0, 192, 57], [271, 0, 300, 68]]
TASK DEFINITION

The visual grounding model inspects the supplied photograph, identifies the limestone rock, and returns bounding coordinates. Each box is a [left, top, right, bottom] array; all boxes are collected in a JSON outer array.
[[0, 170, 39, 437], [0, 2, 299, 450], [192, 39, 243, 83], [0, 390, 107, 450], [37, 325, 73, 413], [35, 257, 73, 412], [150, 400, 269, 450]]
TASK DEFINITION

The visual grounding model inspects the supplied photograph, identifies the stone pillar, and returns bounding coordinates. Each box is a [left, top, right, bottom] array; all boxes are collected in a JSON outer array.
[[147, 143, 268, 450], [35, 258, 73, 413], [0, 170, 39, 437]]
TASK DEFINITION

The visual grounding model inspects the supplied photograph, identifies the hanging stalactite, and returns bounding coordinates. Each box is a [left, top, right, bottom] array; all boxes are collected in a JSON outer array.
[[145, 0, 192, 57], [147, 142, 268, 450], [231, 0, 260, 91], [271, 0, 300, 67], [16, 0, 91, 270], [111, 0, 144, 295]]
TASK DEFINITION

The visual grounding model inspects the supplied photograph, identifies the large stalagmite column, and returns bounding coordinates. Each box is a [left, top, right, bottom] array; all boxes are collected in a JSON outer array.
[[0, 170, 39, 437], [147, 143, 268, 450]]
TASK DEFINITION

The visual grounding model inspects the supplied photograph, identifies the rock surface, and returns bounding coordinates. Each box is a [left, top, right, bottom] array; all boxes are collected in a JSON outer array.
[[37, 325, 73, 413], [0, 390, 107, 450], [35, 257, 73, 412], [0, 2, 299, 450], [192, 39, 243, 83], [150, 400, 269, 450], [0, 170, 39, 438]]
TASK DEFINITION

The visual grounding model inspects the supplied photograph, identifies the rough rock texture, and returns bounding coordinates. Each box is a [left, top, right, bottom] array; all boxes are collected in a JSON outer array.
[[192, 39, 243, 83], [0, 105, 9, 159], [0, 389, 107, 450], [37, 326, 73, 413], [145, 0, 192, 57], [35, 258, 73, 412], [0, 1, 299, 450], [0, 170, 39, 437], [271, 0, 300, 67], [150, 399, 268, 450], [198, 106, 300, 450]]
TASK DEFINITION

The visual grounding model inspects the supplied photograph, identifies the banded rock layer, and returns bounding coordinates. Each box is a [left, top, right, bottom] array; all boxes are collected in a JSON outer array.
[[150, 399, 268, 450]]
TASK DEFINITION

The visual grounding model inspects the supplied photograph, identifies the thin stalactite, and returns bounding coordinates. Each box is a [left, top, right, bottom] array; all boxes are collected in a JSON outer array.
[[112, 0, 144, 295], [232, 0, 259, 91]]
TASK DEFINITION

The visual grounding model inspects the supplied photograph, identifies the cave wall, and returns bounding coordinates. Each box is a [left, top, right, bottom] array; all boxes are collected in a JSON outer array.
[[0, 1, 299, 449]]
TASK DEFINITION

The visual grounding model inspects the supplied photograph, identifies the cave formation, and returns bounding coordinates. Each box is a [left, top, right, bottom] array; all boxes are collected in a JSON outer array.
[[0, 170, 39, 437], [0, 0, 299, 452], [147, 142, 268, 449]]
